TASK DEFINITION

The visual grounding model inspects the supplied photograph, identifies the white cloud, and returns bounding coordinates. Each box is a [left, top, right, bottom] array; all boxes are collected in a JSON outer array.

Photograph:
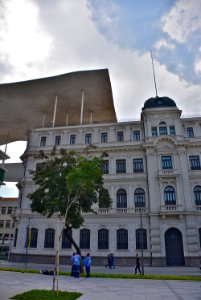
[[0, 0, 53, 81], [194, 58, 201, 75], [161, 0, 201, 43], [155, 39, 175, 50]]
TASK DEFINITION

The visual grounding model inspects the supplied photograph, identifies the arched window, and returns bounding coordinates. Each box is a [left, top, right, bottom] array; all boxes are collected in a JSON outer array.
[[116, 189, 127, 208], [136, 228, 147, 249], [164, 186, 176, 205], [30, 228, 38, 248], [117, 229, 128, 250], [44, 228, 55, 248], [194, 186, 201, 205], [134, 188, 145, 207], [80, 229, 90, 249], [98, 229, 109, 249], [61, 229, 72, 249]]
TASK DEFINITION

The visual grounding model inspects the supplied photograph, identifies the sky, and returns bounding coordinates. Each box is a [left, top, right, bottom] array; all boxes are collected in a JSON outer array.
[[0, 0, 201, 197]]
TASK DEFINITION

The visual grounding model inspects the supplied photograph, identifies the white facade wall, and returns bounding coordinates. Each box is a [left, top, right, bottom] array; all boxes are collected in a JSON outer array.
[[11, 105, 201, 266]]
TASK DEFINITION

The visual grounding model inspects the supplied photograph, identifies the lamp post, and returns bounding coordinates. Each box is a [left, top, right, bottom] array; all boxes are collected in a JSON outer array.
[[24, 217, 32, 268], [139, 206, 144, 275]]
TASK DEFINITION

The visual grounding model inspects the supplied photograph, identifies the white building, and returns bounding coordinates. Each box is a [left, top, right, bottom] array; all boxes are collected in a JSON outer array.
[[3, 70, 200, 266]]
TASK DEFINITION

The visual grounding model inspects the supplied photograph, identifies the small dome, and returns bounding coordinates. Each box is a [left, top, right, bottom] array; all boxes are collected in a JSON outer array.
[[142, 96, 177, 110]]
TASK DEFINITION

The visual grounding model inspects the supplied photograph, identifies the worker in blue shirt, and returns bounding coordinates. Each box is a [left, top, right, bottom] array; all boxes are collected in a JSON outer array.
[[84, 253, 92, 278]]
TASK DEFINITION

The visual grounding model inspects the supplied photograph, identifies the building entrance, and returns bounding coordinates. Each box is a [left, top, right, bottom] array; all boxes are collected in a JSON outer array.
[[165, 228, 185, 266]]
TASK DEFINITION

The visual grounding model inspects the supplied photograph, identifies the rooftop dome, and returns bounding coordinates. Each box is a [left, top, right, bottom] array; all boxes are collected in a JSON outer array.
[[142, 96, 177, 110]]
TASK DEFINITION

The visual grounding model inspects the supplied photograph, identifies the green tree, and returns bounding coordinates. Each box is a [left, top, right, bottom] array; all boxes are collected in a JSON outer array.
[[28, 147, 111, 254]]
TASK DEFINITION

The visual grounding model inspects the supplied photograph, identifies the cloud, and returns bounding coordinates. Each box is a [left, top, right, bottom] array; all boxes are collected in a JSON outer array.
[[161, 0, 201, 43], [0, 0, 53, 82]]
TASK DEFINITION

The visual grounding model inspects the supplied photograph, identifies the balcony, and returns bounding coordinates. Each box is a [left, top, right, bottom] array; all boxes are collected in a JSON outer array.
[[158, 169, 180, 178], [86, 207, 148, 215], [160, 204, 183, 212]]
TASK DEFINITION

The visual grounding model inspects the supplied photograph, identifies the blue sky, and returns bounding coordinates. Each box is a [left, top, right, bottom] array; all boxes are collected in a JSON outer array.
[[0, 0, 201, 197]]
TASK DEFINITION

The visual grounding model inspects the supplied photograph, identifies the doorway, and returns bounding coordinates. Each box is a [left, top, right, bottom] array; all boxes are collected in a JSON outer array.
[[165, 227, 185, 266]]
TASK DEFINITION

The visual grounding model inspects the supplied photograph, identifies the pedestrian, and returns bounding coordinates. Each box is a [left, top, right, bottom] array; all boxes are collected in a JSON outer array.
[[72, 252, 81, 277], [84, 253, 92, 278], [70, 252, 75, 276], [135, 253, 141, 275], [106, 254, 112, 269], [110, 253, 115, 269]]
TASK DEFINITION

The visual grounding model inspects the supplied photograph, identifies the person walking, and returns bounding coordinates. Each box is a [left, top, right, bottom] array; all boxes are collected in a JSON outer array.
[[135, 253, 141, 275], [84, 253, 92, 278], [70, 252, 75, 276]]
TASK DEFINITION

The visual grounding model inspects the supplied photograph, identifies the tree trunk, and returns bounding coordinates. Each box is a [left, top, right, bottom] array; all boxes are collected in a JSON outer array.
[[65, 225, 81, 255]]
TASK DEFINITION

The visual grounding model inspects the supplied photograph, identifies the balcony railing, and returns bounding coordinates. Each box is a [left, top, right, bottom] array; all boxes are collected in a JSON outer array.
[[86, 207, 148, 215], [160, 204, 183, 212]]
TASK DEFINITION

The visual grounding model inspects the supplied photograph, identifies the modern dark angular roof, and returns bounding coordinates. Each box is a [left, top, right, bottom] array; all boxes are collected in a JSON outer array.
[[0, 69, 117, 145], [142, 96, 177, 110]]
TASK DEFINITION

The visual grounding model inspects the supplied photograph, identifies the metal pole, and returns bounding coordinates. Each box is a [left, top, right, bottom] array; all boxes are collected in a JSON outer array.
[[140, 207, 144, 275], [25, 218, 31, 268], [80, 90, 84, 125], [52, 95, 58, 127]]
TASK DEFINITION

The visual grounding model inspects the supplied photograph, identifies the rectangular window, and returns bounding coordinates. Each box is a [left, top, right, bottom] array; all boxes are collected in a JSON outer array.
[[40, 136, 47, 146], [55, 135, 61, 146], [117, 131, 124, 142], [159, 126, 168, 135], [189, 155, 201, 170], [101, 132, 108, 143], [70, 134, 76, 145], [151, 127, 158, 137], [1, 207, 6, 214], [7, 207, 12, 214], [116, 159, 126, 173], [85, 133, 92, 144], [5, 220, 11, 228], [133, 131, 141, 141], [0, 220, 4, 228], [169, 126, 176, 136], [102, 160, 109, 174], [133, 159, 144, 173], [161, 156, 173, 169], [186, 127, 194, 138]]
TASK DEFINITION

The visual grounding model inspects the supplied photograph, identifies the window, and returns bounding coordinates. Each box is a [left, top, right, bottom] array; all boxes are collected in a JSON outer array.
[[159, 126, 167, 135], [55, 135, 61, 146], [70, 134, 76, 145], [7, 207, 12, 214], [1, 207, 6, 214], [136, 229, 147, 249], [134, 188, 145, 208], [13, 228, 18, 247], [164, 186, 176, 205], [102, 160, 109, 174], [85, 133, 92, 144], [117, 131, 124, 142], [133, 159, 144, 173], [133, 131, 141, 141], [40, 136, 47, 146], [61, 229, 72, 249], [98, 229, 109, 249], [194, 186, 201, 205], [44, 228, 55, 248], [161, 156, 173, 169], [117, 229, 128, 250], [116, 189, 127, 208], [169, 126, 176, 136], [101, 132, 108, 143], [151, 127, 158, 137], [199, 228, 201, 248], [116, 159, 126, 173], [186, 127, 194, 138], [0, 220, 4, 228], [189, 156, 201, 170], [80, 229, 90, 249], [5, 220, 11, 228], [30, 228, 38, 248]]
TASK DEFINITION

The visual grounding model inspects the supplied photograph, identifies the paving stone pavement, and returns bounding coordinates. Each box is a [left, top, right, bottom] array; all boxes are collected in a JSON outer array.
[[0, 270, 201, 300]]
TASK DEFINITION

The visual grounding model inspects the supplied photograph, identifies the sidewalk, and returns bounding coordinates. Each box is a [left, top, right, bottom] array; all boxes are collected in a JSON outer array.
[[0, 260, 200, 276], [0, 270, 201, 300]]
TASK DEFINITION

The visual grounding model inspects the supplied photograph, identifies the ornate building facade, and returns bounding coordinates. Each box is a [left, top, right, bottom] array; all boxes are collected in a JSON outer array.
[[7, 71, 201, 266]]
